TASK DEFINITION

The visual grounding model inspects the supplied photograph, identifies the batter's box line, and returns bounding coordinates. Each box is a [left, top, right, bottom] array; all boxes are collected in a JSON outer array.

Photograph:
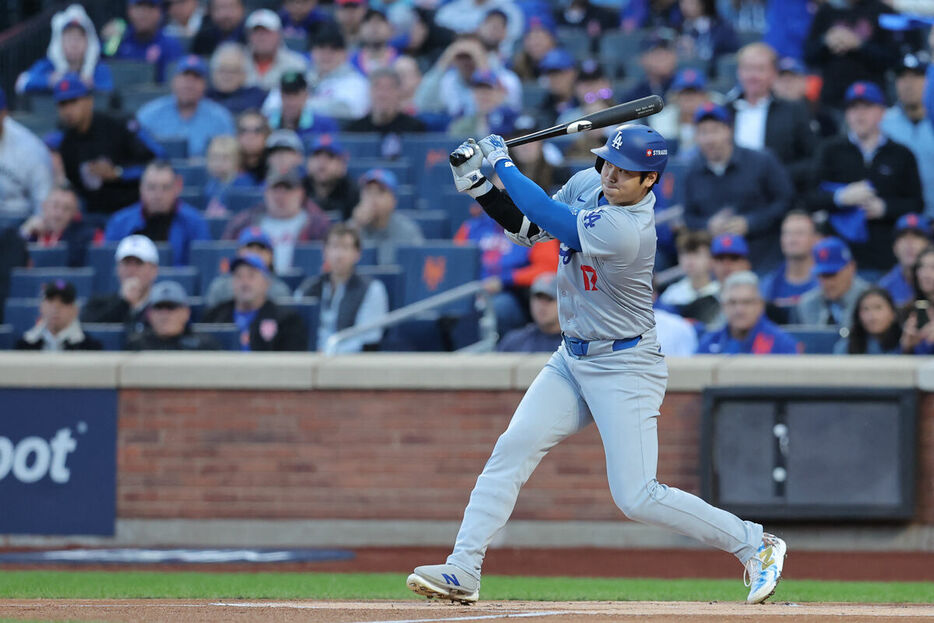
[[211, 603, 584, 623]]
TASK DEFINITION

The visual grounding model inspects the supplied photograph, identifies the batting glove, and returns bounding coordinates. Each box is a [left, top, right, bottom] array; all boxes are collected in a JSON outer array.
[[478, 134, 510, 167], [449, 139, 492, 198]]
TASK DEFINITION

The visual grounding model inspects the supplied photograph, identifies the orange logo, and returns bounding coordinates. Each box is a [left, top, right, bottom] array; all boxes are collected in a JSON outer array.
[[425, 149, 447, 168], [423, 256, 447, 291]]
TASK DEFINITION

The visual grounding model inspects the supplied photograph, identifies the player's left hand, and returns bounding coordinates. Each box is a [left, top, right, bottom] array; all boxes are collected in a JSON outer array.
[[479, 134, 510, 167]]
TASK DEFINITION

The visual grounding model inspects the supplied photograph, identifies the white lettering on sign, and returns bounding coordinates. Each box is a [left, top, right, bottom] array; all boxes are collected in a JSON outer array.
[[0, 428, 78, 484]]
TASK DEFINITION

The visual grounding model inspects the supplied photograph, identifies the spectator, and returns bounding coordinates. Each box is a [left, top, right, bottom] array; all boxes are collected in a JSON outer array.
[[236, 109, 271, 184], [507, 114, 561, 191], [764, 0, 814, 62], [556, 0, 617, 40], [477, 8, 511, 62], [337, 0, 369, 48], [538, 49, 579, 125], [351, 168, 423, 264], [192, 0, 247, 56], [279, 0, 334, 40], [794, 237, 869, 327], [17, 4, 114, 96], [434, 0, 524, 55], [56, 75, 162, 221], [803, 0, 906, 110], [448, 70, 517, 138], [759, 210, 819, 324], [223, 166, 330, 272], [496, 272, 562, 352], [0, 88, 53, 219], [202, 254, 308, 350], [654, 299, 698, 356], [261, 71, 339, 140], [697, 270, 799, 354], [455, 202, 559, 337], [882, 51, 934, 217], [105, 161, 210, 266], [127, 280, 222, 350], [834, 286, 902, 354], [243, 9, 309, 91], [82, 234, 159, 333], [265, 130, 306, 177], [346, 67, 427, 143], [807, 81, 923, 272], [297, 223, 389, 352], [675, 0, 738, 74], [350, 10, 399, 76], [204, 135, 254, 213], [879, 213, 930, 307], [728, 42, 817, 195], [393, 55, 422, 114], [900, 245, 934, 354], [15, 280, 102, 351], [658, 231, 720, 325], [103, 0, 184, 84], [509, 14, 556, 81], [0, 227, 28, 323], [305, 30, 371, 120], [682, 103, 793, 271], [771, 56, 838, 139], [137, 55, 236, 158], [204, 226, 294, 307], [623, 30, 678, 102], [164, 0, 205, 38], [711, 233, 753, 284], [397, 7, 456, 67], [622, 0, 682, 33], [19, 186, 99, 267], [305, 135, 360, 220], [206, 42, 268, 114], [648, 67, 712, 157]]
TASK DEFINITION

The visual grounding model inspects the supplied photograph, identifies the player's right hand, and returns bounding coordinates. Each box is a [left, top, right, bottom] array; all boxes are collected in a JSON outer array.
[[450, 139, 492, 198]]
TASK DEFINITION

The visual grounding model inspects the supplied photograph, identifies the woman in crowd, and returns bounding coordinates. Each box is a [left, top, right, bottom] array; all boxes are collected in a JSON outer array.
[[900, 246, 934, 354], [834, 287, 902, 355]]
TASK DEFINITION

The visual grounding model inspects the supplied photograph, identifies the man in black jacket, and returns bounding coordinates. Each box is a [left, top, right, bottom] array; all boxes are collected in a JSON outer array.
[[81, 234, 159, 335], [202, 254, 307, 350], [304, 135, 359, 220], [728, 42, 817, 195], [807, 81, 923, 272], [127, 280, 221, 351], [16, 280, 102, 351]]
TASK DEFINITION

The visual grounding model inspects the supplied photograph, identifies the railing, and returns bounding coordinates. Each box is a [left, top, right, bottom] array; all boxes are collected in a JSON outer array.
[[323, 280, 497, 356]]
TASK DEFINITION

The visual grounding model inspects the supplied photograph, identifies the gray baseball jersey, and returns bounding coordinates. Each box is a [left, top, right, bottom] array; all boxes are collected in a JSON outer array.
[[551, 168, 656, 341]]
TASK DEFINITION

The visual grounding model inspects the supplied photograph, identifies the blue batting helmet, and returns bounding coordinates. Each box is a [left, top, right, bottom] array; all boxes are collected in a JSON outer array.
[[591, 124, 668, 177]]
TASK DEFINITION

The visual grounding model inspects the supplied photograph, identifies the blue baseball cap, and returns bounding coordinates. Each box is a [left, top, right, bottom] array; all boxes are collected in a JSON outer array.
[[175, 54, 208, 78], [309, 134, 346, 157], [844, 81, 885, 107], [470, 69, 500, 88], [359, 168, 398, 193], [778, 57, 806, 75], [238, 226, 273, 249], [230, 253, 270, 276], [525, 14, 556, 36], [53, 73, 92, 102], [671, 67, 706, 92], [539, 48, 575, 73], [813, 237, 853, 275], [895, 213, 931, 238], [693, 101, 731, 125], [711, 234, 749, 258]]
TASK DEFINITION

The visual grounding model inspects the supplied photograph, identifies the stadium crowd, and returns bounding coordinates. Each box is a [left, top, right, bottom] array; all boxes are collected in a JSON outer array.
[[1, 0, 934, 355]]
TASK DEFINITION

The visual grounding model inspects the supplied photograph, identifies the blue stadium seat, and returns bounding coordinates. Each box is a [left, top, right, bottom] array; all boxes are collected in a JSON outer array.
[[399, 210, 449, 239], [189, 241, 239, 295], [278, 267, 306, 292], [206, 216, 229, 239], [118, 85, 171, 113], [3, 298, 40, 334], [191, 323, 240, 350], [395, 243, 480, 311], [10, 268, 94, 299], [556, 27, 592, 60], [785, 326, 843, 354], [188, 296, 204, 322], [310, 133, 380, 158], [425, 191, 476, 235], [27, 245, 68, 268], [284, 35, 307, 52], [0, 324, 14, 350], [292, 243, 324, 274], [360, 246, 378, 266], [179, 189, 208, 210], [221, 187, 264, 213], [658, 160, 688, 208], [175, 163, 208, 189], [382, 311, 480, 352], [0, 215, 25, 232], [599, 30, 646, 79], [395, 186, 417, 211], [109, 59, 156, 89], [282, 297, 320, 351], [155, 137, 189, 160], [81, 323, 127, 351], [347, 158, 415, 185], [155, 267, 200, 297], [521, 84, 548, 109], [357, 265, 404, 310], [88, 243, 173, 294]]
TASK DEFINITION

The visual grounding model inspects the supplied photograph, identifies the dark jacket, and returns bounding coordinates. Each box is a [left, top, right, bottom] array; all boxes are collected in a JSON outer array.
[[806, 136, 923, 270], [15, 321, 103, 351], [104, 201, 211, 265], [0, 227, 29, 322], [207, 86, 269, 115], [497, 323, 561, 353], [127, 327, 221, 351], [345, 113, 427, 135], [727, 95, 818, 193], [80, 294, 149, 335], [26, 219, 99, 267], [305, 175, 359, 221], [191, 18, 246, 56], [202, 299, 308, 351], [298, 272, 371, 333], [682, 145, 794, 271]]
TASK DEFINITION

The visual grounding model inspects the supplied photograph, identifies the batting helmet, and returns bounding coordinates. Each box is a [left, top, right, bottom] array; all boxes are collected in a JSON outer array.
[[591, 124, 668, 177]]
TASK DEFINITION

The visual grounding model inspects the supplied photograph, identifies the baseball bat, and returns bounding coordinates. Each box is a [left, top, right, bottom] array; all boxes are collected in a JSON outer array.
[[449, 94, 665, 166]]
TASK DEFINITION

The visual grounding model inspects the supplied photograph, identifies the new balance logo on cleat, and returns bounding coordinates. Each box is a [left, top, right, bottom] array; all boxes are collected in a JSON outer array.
[[407, 564, 480, 604], [441, 573, 460, 586]]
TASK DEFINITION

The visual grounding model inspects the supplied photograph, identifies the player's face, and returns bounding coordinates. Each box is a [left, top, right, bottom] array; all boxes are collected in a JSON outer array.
[[858, 293, 895, 336], [523, 28, 554, 60], [723, 284, 763, 333], [237, 115, 269, 155], [818, 263, 854, 301], [282, 89, 308, 120], [780, 215, 816, 260], [361, 182, 396, 217], [232, 264, 270, 308], [212, 50, 247, 92], [56, 96, 94, 129], [308, 151, 346, 182], [894, 232, 929, 270], [371, 75, 400, 115], [600, 162, 655, 206], [312, 45, 345, 75], [264, 182, 304, 218]]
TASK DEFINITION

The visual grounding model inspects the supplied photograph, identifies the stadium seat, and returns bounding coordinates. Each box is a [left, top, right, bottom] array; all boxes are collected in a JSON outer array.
[[284, 34, 306, 52], [785, 326, 844, 354], [155, 266, 200, 296], [395, 243, 480, 311], [10, 267, 94, 299], [221, 187, 264, 213], [188, 296, 204, 322], [189, 241, 239, 295], [426, 191, 476, 235], [347, 158, 414, 185], [599, 30, 646, 79], [400, 209, 449, 239], [311, 133, 380, 158], [658, 160, 688, 208], [118, 85, 171, 113], [27, 245, 68, 268], [0, 215, 25, 233], [81, 323, 127, 351], [0, 324, 14, 350], [3, 298, 40, 334], [109, 60, 156, 89], [88, 243, 173, 294], [278, 267, 305, 292], [382, 310, 481, 352], [282, 297, 320, 351], [180, 189, 208, 210], [292, 243, 324, 275], [155, 137, 188, 160], [357, 264, 404, 310], [191, 323, 240, 350], [521, 84, 547, 109], [175, 163, 208, 189], [556, 27, 592, 60], [205, 216, 229, 239]]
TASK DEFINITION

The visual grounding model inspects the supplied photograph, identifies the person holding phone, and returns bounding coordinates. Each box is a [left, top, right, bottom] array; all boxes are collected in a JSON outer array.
[[900, 245, 934, 354]]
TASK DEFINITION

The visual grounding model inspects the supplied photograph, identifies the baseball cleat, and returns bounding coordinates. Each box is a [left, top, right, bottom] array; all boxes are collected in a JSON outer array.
[[744, 533, 787, 604], [407, 563, 480, 604]]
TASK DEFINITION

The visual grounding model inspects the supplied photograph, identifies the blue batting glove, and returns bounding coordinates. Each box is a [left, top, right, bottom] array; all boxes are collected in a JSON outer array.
[[478, 134, 510, 167]]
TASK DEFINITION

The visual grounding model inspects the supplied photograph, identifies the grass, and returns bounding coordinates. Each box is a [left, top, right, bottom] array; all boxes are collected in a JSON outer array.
[[0, 570, 932, 603]]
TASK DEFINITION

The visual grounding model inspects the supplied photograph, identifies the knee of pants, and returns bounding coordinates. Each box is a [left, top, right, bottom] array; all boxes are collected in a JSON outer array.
[[610, 478, 667, 521], [486, 428, 538, 474]]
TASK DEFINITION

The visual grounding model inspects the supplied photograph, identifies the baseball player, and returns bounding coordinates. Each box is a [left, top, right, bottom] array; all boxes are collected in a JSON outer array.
[[406, 125, 786, 605]]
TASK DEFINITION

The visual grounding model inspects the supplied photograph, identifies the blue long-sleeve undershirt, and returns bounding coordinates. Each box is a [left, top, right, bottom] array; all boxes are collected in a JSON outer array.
[[494, 159, 582, 251]]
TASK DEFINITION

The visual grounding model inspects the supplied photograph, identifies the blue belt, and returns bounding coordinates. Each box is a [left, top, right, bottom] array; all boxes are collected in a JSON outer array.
[[562, 334, 642, 357]]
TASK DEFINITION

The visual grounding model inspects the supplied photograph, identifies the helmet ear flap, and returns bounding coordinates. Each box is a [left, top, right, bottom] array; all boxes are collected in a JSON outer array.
[[594, 156, 605, 173]]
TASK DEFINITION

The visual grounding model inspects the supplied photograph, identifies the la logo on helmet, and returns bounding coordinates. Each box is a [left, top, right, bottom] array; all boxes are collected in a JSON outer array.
[[611, 132, 623, 149]]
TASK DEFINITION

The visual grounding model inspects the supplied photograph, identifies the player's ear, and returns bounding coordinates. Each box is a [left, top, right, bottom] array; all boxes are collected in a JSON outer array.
[[641, 171, 659, 188]]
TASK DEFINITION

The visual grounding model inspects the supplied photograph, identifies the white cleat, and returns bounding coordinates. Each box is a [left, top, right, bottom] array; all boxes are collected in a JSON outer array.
[[744, 533, 787, 604], [407, 563, 480, 605]]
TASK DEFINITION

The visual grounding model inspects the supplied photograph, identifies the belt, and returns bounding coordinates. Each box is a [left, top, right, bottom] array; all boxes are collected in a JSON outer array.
[[562, 334, 642, 357]]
